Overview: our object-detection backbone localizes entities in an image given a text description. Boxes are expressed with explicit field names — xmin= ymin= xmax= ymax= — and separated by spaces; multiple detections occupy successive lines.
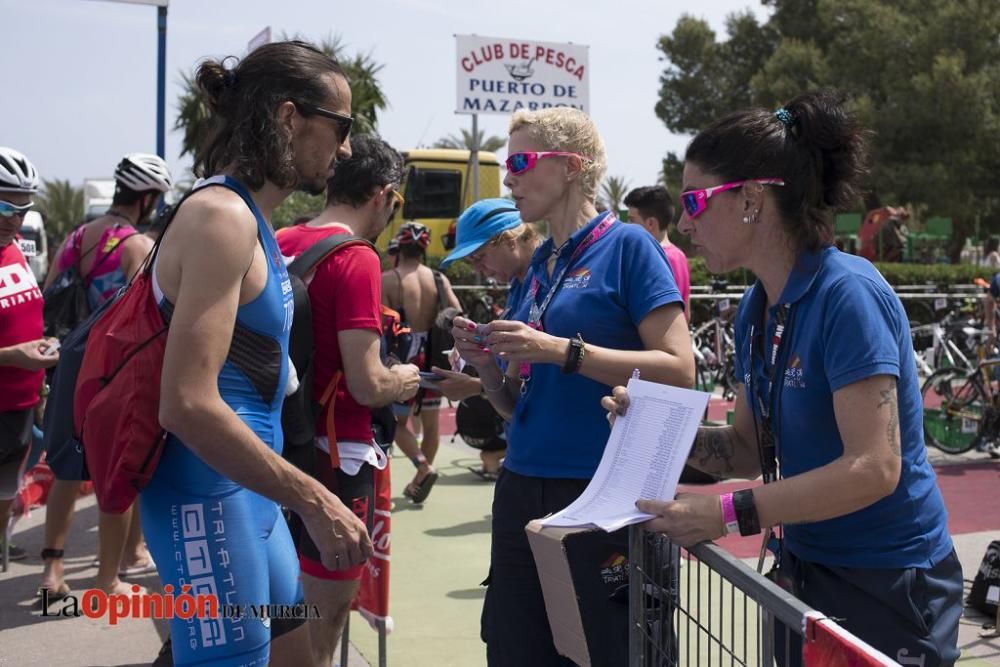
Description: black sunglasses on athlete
xmin=297 ymin=102 xmax=353 ymax=143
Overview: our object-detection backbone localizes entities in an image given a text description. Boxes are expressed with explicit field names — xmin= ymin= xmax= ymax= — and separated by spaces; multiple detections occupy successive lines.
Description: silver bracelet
xmin=480 ymin=373 xmax=507 ymax=393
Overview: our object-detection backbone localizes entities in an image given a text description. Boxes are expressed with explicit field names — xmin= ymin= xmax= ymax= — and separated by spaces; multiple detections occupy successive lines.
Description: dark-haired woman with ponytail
xmin=604 ymin=91 xmax=960 ymax=665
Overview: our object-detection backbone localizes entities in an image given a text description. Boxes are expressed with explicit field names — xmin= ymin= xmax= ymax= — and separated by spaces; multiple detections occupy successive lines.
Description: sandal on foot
xmin=38 ymin=549 xmax=71 ymax=601
xmin=37 ymin=582 xmax=71 ymax=602
xmin=6 ymin=543 xmax=27 ymax=561
xmin=119 ymin=558 xmax=158 ymax=577
xmin=403 ymin=471 xmax=439 ymax=503
xmin=467 ymin=466 xmax=499 ymax=482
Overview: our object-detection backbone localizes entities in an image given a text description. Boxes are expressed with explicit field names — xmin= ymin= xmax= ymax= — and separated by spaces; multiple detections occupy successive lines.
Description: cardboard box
xmin=525 ymin=520 xmax=630 ymax=667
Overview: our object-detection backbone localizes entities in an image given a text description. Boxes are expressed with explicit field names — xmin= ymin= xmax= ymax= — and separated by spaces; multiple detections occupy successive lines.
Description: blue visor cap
xmin=440 ymin=198 xmax=522 ymax=268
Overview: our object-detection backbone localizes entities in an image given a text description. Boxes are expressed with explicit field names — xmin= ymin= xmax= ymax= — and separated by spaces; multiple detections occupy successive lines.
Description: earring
xmin=742 ymin=215 xmax=750 ymax=224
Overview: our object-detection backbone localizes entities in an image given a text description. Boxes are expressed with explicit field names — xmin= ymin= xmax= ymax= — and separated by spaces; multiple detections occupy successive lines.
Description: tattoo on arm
xmin=691 ymin=426 xmax=736 ymax=474
xmin=877 ymin=379 xmax=901 ymax=457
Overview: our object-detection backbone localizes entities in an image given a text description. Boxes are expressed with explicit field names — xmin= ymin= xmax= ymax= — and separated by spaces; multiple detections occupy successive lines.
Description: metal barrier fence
xmin=627 ymin=526 xmax=888 ymax=666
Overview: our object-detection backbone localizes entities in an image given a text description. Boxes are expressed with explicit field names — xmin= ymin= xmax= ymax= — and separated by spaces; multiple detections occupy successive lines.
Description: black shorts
xmin=0 ymin=409 xmax=33 ymax=498
xmin=289 ymin=450 xmax=375 ymax=581
xmin=774 ymin=548 xmax=963 ymax=667
xmin=0 ymin=409 xmax=33 ymax=463
xmin=481 ymin=468 xmax=629 ymax=667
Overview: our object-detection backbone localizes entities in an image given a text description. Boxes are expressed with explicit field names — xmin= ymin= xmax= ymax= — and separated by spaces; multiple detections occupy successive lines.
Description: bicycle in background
xmin=921 ymin=353 xmax=1000 ymax=458
xmin=691 ymin=279 xmax=738 ymax=401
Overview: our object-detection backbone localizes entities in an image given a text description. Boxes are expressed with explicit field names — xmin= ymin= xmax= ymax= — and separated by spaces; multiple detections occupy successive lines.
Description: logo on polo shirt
xmin=784 ymin=355 xmax=806 ymax=389
xmin=564 ymin=267 xmax=591 ymax=289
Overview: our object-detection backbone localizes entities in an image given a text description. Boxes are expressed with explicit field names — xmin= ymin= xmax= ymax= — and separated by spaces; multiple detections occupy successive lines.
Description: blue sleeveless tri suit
xmin=140 ymin=176 xmax=300 ymax=666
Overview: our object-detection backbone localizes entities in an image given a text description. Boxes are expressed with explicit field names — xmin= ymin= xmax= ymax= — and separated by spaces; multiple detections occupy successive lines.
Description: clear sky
xmin=3 ymin=0 xmax=767 ymax=192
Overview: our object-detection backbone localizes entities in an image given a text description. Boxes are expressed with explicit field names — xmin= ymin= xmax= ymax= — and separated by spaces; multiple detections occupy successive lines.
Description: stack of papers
xmin=539 ymin=378 xmax=710 ymax=532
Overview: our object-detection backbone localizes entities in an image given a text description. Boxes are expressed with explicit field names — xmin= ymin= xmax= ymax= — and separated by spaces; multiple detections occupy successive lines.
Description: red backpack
xmin=73 ymin=266 xmax=168 ymax=513
xmin=70 ymin=182 xmax=213 ymax=513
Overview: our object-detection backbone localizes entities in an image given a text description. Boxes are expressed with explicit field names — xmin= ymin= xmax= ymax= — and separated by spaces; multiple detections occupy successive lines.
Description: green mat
xmin=350 ymin=439 xmax=495 ymax=666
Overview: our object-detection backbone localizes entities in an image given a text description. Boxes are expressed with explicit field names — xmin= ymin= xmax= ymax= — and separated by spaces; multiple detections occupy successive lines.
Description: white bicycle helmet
xmin=0 ymin=147 xmax=40 ymax=194
xmin=115 ymin=153 xmax=173 ymax=193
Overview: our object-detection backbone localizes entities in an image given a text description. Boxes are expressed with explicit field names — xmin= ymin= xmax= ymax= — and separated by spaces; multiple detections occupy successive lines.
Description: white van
xmin=83 ymin=179 xmax=115 ymax=222
xmin=18 ymin=210 xmax=48 ymax=282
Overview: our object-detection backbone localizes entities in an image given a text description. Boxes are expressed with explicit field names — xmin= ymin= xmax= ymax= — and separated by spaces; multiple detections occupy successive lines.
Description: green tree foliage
xmin=433 ymin=128 xmax=507 ymax=153
xmin=655 ymin=0 xmax=1000 ymax=230
xmin=660 ymin=152 xmax=685 ymax=200
xmin=35 ymin=179 xmax=84 ymax=240
xmin=175 ymin=34 xmax=388 ymax=160
xmin=272 ymin=192 xmax=325 ymax=229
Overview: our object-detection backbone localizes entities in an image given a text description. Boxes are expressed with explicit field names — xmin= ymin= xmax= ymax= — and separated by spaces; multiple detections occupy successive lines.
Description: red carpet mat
xmin=437 ymin=400 xmax=998 ymax=557
xmin=682 ymin=462 xmax=1000 ymax=559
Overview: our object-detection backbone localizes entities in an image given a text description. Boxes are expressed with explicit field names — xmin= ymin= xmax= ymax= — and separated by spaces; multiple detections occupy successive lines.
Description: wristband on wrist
xmin=720 ymin=493 xmax=739 ymax=535
xmin=732 ymin=489 xmax=761 ymax=536
xmin=561 ymin=334 xmax=586 ymax=374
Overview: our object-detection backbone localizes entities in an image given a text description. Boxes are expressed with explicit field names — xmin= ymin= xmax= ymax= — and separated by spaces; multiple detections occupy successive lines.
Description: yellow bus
xmin=377 ymin=149 xmax=502 ymax=258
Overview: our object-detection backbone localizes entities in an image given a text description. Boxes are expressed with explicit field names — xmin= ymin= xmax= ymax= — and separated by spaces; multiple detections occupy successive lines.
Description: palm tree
xmin=174 ymin=34 xmax=389 ymax=159
xmin=433 ymin=129 xmax=506 ymax=153
xmin=35 ymin=179 xmax=84 ymax=240
xmin=174 ymin=70 xmax=214 ymax=161
xmin=601 ymin=175 xmax=631 ymax=213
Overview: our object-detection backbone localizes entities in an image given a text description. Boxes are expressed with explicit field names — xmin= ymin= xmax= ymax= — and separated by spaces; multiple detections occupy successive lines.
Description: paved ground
xmin=1 ymin=428 xmax=998 ymax=666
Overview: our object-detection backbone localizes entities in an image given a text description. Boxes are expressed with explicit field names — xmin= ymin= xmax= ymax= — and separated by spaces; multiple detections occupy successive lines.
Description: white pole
xmin=471 ymin=113 xmax=480 ymax=204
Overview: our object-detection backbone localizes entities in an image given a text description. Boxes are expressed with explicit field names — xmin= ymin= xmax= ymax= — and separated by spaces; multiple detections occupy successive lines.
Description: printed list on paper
xmin=540 ymin=378 xmax=710 ymax=532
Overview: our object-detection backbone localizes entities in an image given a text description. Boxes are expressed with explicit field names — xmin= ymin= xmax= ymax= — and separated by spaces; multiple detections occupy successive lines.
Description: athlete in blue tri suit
xmin=143 ymin=176 xmax=302 ymax=663
xmin=145 ymin=42 xmax=372 ymax=667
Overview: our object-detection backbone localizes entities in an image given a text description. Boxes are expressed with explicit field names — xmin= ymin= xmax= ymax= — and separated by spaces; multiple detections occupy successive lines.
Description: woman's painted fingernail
xmin=466 ymin=322 xmax=477 ymax=331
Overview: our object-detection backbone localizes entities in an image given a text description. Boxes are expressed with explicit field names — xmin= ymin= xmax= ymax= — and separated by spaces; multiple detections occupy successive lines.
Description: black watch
xmin=561 ymin=334 xmax=586 ymax=374
xmin=732 ymin=489 xmax=761 ymax=536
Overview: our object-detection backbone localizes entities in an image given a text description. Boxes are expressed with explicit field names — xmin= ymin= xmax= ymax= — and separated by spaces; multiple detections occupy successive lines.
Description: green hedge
xmin=441 ymin=256 xmax=994 ymax=289
xmin=869 ymin=262 xmax=993 ymax=286
xmin=687 ymin=257 xmax=994 ymax=289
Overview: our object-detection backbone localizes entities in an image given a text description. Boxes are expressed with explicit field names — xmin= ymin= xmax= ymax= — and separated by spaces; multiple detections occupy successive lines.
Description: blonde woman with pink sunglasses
xmin=451 ymin=107 xmax=694 ymax=665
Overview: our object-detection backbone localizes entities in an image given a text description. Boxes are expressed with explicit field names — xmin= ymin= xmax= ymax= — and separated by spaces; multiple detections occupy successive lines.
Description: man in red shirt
xmin=277 ymin=134 xmax=419 ymax=665
xmin=625 ymin=185 xmax=691 ymax=318
xmin=0 ymin=147 xmax=59 ymax=560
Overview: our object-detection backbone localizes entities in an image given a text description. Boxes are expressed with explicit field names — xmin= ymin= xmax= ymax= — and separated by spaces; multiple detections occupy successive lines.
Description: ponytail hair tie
xmin=775 ymin=107 xmax=795 ymax=129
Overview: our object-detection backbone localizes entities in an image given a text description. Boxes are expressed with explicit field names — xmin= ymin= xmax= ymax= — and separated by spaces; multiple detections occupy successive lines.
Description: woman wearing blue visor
xmin=432 ymin=198 xmax=542 ymax=478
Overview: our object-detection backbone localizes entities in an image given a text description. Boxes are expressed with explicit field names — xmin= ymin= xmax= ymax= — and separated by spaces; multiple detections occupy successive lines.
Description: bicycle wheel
xmin=921 ymin=368 xmax=986 ymax=454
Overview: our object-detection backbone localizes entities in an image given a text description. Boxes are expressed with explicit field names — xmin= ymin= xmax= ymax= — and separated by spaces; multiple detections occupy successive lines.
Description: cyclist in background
xmin=39 ymin=153 xmax=167 ymax=600
xmin=0 ymin=147 xmax=58 ymax=563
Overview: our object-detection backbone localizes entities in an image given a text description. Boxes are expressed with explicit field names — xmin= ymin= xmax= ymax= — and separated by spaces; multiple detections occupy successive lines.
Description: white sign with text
xmin=455 ymin=34 xmax=589 ymax=116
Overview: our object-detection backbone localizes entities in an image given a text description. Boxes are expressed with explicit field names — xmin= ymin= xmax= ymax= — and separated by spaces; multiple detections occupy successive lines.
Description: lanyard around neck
xmin=517 ymin=213 xmax=617 ymax=390
xmin=527 ymin=213 xmax=617 ymax=329
xmin=749 ymin=297 xmax=792 ymax=483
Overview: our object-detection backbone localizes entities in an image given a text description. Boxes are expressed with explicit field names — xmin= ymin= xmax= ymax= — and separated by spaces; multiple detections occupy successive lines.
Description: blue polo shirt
xmin=503 ymin=274 xmax=529 ymax=319
xmin=735 ymin=246 xmax=953 ymax=569
xmin=505 ymin=212 xmax=682 ymax=478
